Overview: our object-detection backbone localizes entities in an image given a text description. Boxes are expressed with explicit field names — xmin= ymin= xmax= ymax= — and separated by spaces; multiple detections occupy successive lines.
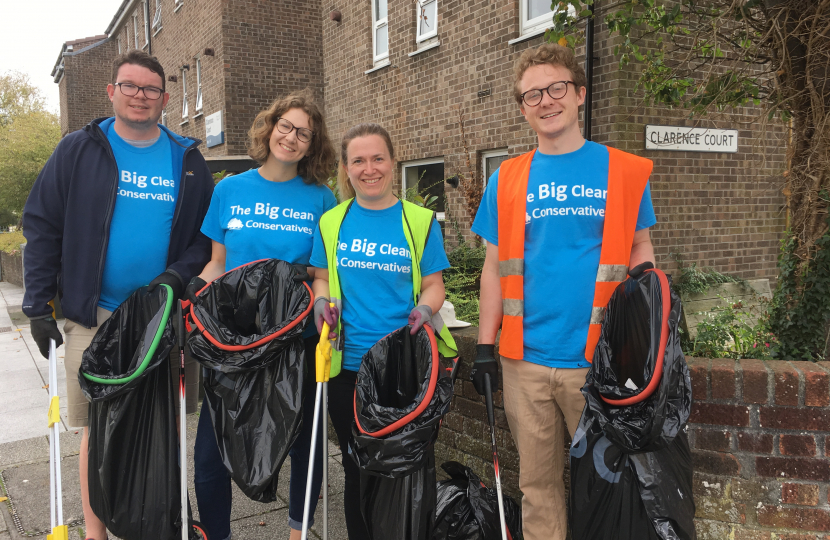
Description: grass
xmin=0 ymin=231 xmax=25 ymax=254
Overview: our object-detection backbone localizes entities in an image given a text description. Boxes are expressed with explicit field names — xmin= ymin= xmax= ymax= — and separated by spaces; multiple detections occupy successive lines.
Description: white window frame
xmin=174 ymin=0 xmax=183 ymax=11
xmin=118 ymin=37 xmax=122 ymax=54
xmin=482 ymin=149 xmax=508 ymax=185
xmin=161 ymin=109 xmax=167 ymax=126
xmin=133 ymin=14 xmax=139 ymax=48
xmin=143 ymin=1 xmax=150 ymax=47
xmin=180 ymin=68 xmax=189 ymax=122
xmin=401 ymin=157 xmax=446 ymax=222
xmin=415 ymin=0 xmax=437 ymax=43
xmin=520 ymin=1 xmax=574 ymax=37
xmin=194 ymin=58 xmax=203 ymax=115
xmin=372 ymin=0 xmax=389 ymax=63
xmin=152 ymin=0 xmax=163 ymax=32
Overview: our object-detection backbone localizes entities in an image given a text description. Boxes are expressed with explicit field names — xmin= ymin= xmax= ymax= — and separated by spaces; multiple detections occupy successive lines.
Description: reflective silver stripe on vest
xmin=499 ymin=258 xmax=524 ymax=277
xmin=590 ymin=306 xmax=605 ymax=325
xmin=502 ymin=298 xmax=524 ymax=317
xmin=596 ymin=264 xmax=628 ymax=282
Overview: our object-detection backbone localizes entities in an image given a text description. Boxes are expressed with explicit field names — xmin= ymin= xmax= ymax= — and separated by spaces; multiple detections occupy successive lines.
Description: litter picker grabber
xmin=301 ymin=309 xmax=334 ymax=540
xmin=484 ymin=373 xmax=509 ymax=540
xmin=176 ymin=300 xmax=209 ymax=540
xmin=47 ymin=338 xmax=67 ymax=540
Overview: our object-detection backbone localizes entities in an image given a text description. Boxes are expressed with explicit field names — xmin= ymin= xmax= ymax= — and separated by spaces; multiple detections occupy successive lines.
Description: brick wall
xmin=58 ymin=36 xmax=118 ymax=136
xmin=688 ymin=358 xmax=830 ymax=538
xmin=0 ymin=252 xmax=24 ymax=289
xmin=221 ymin=0 xmax=325 ymax=156
xmin=322 ymin=0 xmax=787 ymax=281
xmin=442 ymin=331 xmax=830 ymax=538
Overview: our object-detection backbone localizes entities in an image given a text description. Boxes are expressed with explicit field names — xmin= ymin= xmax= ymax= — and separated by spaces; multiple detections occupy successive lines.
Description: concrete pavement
xmin=0 ymin=281 xmax=349 ymax=540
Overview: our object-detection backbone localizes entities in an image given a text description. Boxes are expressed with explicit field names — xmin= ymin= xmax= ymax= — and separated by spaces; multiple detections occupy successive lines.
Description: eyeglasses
xmin=115 ymin=82 xmax=164 ymax=100
xmin=520 ymin=81 xmax=575 ymax=107
xmin=276 ymin=118 xmax=314 ymax=143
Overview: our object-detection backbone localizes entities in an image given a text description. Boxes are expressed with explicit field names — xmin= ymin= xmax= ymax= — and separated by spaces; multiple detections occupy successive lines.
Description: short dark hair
xmin=112 ymin=50 xmax=166 ymax=91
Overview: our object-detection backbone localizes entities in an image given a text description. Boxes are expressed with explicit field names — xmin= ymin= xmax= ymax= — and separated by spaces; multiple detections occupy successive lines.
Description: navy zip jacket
xmin=22 ymin=117 xmax=214 ymax=328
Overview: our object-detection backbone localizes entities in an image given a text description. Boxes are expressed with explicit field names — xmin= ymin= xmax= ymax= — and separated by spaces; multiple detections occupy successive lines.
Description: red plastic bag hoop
xmin=354 ymin=323 xmax=440 ymax=438
xmin=186 ymin=259 xmax=314 ymax=352
xmin=600 ymin=268 xmax=671 ymax=406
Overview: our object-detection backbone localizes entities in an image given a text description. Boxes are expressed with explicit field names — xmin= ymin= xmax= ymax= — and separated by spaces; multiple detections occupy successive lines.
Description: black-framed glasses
xmin=276 ymin=117 xmax=314 ymax=143
xmin=115 ymin=82 xmax=164 ymax=100
xmin=520 ymin=81 xmax=574 ymax=107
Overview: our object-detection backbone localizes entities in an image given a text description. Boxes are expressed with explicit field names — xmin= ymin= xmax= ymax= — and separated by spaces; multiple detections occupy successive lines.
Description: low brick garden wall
xmin=0 ymin=250 xmax=23 ymax=288
xmin=438 ymin=330 xmax=830 ymax=538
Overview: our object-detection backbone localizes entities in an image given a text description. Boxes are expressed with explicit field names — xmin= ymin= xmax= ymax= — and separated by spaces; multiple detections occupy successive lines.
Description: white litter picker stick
xmin=47 ymin=338 xmax=68 ymax=540
xmin=485 ymin=373 xmax=509 ymax=540
xmin=301 ymin=312 xmax=334 ymax=540
xmin=177 ymin=301 xmax=189 ymax=540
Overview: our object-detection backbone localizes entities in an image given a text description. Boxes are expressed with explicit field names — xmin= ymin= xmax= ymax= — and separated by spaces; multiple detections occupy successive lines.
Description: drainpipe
xmin=584 ymin=1 xmax=595 ymax=141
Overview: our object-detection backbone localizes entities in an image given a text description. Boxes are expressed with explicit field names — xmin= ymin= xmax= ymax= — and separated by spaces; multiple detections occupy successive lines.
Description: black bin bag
xmin=186 ymin=259 xmax=312 ymax=502
xmin=570 ymin=264 xmax=696 ymax=540
xmin=433 ymin=461 xmax=522 ymax=540
xmin=78 ymin=284 xmax=180 ymax=540
xmin=350 ymin=325 xmax=458 ymax=540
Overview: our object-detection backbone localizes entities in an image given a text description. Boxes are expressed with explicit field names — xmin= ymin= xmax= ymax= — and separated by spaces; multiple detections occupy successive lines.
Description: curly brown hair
xmin=247 ymin=91 xmax=336 ymax=185
xmin=512 ymin=43 xmax=587 ymax=105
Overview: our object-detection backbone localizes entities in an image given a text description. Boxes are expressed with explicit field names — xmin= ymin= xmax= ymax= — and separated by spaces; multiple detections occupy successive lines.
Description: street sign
xmin=206 ymin=111 xmax=224 ymax=148
xmin=645 ymin=125 xmax=738 ymax=153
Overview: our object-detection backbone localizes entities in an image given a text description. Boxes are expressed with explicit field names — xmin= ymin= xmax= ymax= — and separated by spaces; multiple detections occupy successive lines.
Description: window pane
xmin=528 ymin=0 xmax=551 ymax=21
xmin=485 ymin=154 xmax=508 ymax=181
xmin=375 ymin=24 xmax=388 ymax=56
xmin=419 ymin=0 xmax=437 ymax=36
xmin=375 ymin=0 xmax=387 ymax=20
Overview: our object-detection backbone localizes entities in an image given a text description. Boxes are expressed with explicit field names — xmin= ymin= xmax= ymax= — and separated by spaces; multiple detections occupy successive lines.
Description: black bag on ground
xmin=433 ymin=461 xmax=522 ymax=540
xmin=570 ymin=264 xmax=695 ymax=540
xmin=350 ymin=325 xmax=457 ymax=540
xmin=79 ymin=285 xmax=179 ymax=540
xmin=185 ymin=259 xmax=311 ymax=502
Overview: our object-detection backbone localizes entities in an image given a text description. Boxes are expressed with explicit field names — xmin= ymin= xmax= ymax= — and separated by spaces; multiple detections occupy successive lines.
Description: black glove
xmin=30 ymin=316 xmax=63 ymax=359
xmin=185 ymin=276 xmax=208 ymax=304
xmin=291 ymin=263 xmax=311 ymax=283
xmin=147 ymin=270 xmax=184 ymax=301
xmin=470 ymin=344 xmax=499 ymax=396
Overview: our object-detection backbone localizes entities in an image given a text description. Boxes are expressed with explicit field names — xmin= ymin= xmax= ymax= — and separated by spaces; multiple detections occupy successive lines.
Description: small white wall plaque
xmin=645 ymin=125 xmax=738 ymax=153
xmin=205 ymin=111 xmax=225 ymax=148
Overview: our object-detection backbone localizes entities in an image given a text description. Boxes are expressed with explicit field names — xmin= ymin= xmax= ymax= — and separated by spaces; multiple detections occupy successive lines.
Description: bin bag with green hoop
xmin=569 ymin=265 xmax=695 ymax=540
xmin=432 ymin=461 xmax=522 ymax=540
xmin=78 ymin=285 xmax=180 ymax=540
xmin=350 ymin=325 xmax=456 ymax=540
xmin=185 ymin=258 xmax=311 ymax=502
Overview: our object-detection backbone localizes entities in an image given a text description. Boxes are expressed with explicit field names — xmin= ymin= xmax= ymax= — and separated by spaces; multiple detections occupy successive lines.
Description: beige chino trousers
xmin=501 ymin=357 xmax=589 ymax=540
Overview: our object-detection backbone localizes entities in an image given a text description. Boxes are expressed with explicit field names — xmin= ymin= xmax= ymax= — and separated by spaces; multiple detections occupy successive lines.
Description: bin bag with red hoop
xmin=432 ymin=461 xmax=522 ymax=540
xmin=185 ymin=259 xmax=311 ymax=502
xmin=80 ymin=285 xmax=180 ymax=540
xmin=349 ymin=325 xmax=456 ymax=540
xmin=569 ymin=264 xmax=695 ymax=540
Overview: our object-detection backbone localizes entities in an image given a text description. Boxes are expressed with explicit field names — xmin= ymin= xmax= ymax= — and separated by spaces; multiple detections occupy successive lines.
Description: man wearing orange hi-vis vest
xmin=469 ymin=43 xmax=657 ymax=540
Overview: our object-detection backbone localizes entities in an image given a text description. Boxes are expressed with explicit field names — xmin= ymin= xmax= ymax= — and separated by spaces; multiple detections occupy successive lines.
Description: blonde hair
xmin=247 ymin=90 xmax=336 ymax=185
xmin=512 ymin=43 xmax=587 ymax=105
xmin=337 ymin=123 xmax=396 ymax=200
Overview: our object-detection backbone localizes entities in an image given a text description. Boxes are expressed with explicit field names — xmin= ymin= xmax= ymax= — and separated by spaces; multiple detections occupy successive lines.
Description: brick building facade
xmin=52 ymin=1 xmax=786 ymax=281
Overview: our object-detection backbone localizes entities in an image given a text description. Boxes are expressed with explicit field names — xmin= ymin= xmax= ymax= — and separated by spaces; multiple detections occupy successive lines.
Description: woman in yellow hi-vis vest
xmin=309 ymin=123 xmax=452 ymax=539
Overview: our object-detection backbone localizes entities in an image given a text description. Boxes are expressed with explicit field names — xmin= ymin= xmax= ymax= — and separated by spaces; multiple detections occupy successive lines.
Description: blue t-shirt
xmin=471 ymin=141 xmax=657 ymax=368
xmin=310 ymin=200 xmax=449 ymax=372
xmin=201 ymin=169 xmax=337 ymax=271
xmin=99 ymin=121 xmax=177 ymax=311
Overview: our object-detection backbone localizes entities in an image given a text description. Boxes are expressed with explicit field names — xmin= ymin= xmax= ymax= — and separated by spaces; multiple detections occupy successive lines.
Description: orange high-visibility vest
xmin=496 ymin=146 xmax=653 ymax=362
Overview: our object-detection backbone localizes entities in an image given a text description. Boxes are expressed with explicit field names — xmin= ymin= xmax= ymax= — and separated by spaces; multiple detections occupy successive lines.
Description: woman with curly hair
xmin=187 ymin=90 xmax=337 ymax=540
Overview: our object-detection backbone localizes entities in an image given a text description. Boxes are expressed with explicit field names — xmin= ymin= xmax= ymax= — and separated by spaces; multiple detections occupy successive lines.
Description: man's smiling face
xmin=107 ymin=63 xmax=169 ymax=132
xmin=519 ymin=63 xmax=585 ymax=144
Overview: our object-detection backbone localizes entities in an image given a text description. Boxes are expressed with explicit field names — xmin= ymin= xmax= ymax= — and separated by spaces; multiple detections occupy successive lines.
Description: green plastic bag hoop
xmin=80 ymin=283 xmax=175 ymax=385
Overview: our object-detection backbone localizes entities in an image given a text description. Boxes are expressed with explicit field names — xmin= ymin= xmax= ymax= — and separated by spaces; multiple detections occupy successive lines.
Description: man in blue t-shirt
xmin=469 ymin=44 xmax=657 ymax=540
xmin=22 ymin=50 xmax=213 ymax=540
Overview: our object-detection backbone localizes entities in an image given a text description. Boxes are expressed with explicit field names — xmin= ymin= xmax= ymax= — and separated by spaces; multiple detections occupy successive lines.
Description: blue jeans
xmin=194 ymin=397 xmax=232 ymax=540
